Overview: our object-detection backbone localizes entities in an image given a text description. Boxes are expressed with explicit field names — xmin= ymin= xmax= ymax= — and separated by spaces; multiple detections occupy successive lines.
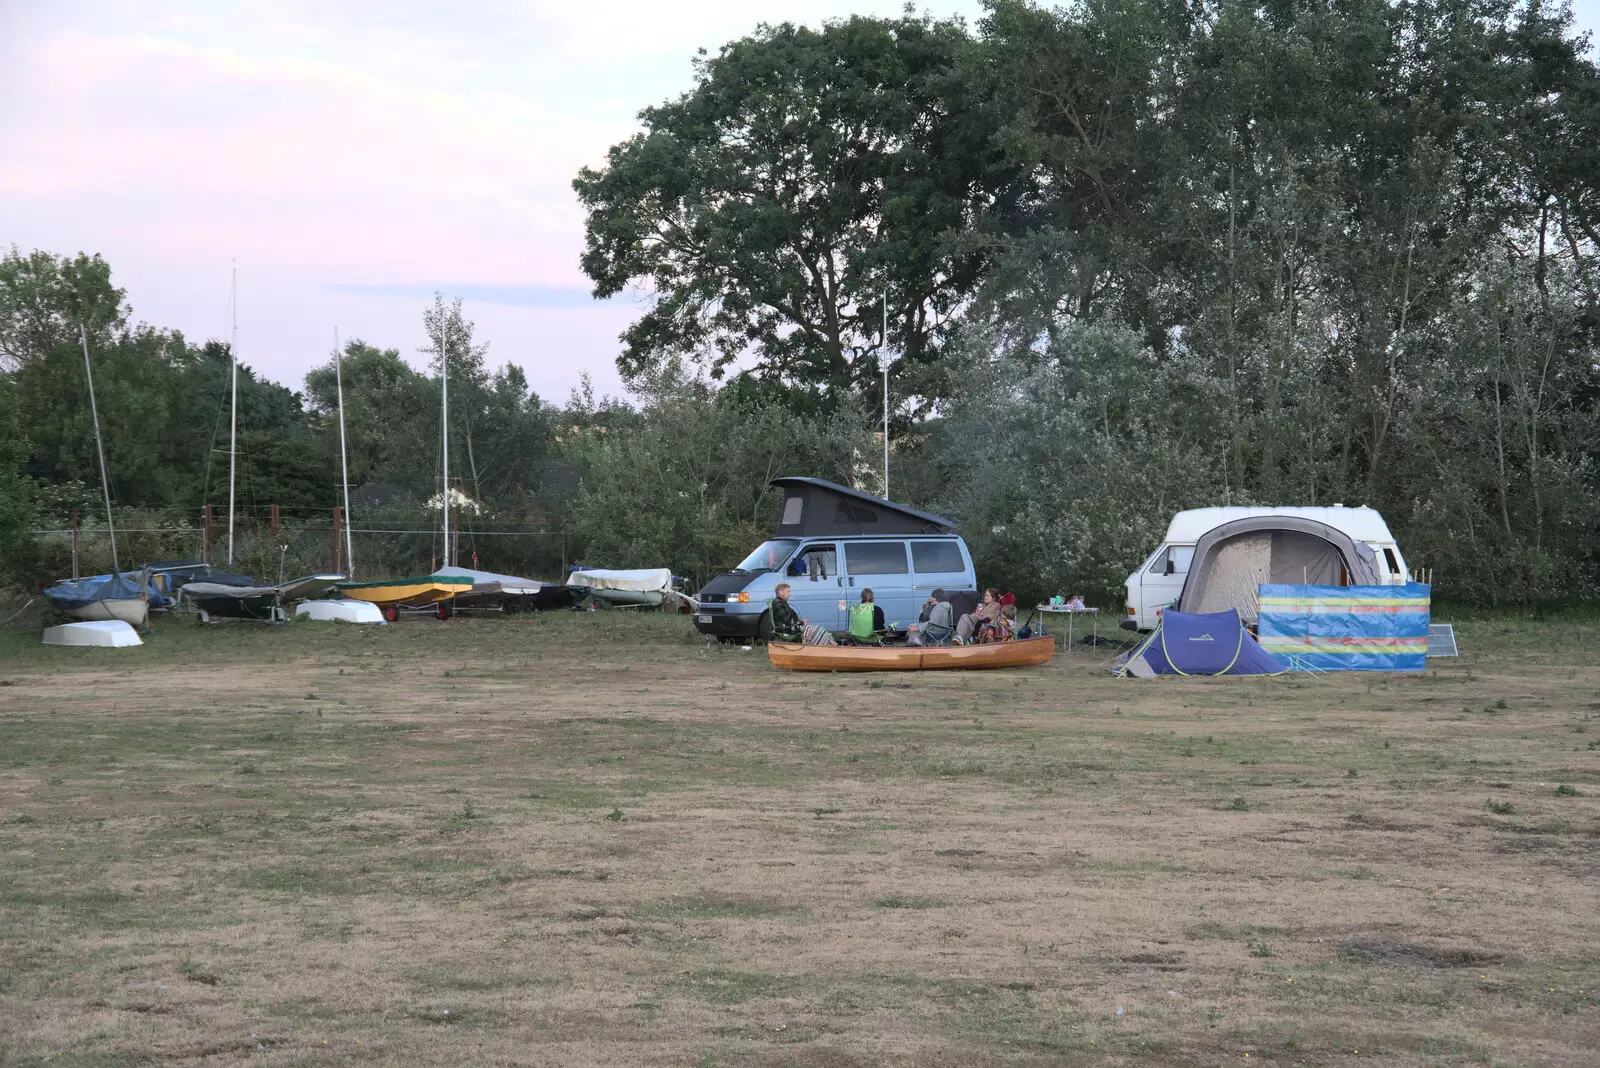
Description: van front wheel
xmin=756 ymin=610 xmax=774 ymax=643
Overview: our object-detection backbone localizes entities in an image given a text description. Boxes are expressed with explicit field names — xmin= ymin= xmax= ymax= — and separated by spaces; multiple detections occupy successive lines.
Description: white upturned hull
xmin=295 ymin=600 xmax=386 ymax=624
xmin=43 ymin=621 xmax=143 ymax=647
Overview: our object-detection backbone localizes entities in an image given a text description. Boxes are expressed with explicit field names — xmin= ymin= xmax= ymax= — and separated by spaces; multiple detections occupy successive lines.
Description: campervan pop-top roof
xmin=1165 ymin=506 xmax=1395 ymax=545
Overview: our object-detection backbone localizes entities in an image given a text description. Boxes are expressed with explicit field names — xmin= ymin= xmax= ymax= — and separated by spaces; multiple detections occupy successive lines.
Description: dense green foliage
xmin=4 ymin=0 xmax=1599 ymax=606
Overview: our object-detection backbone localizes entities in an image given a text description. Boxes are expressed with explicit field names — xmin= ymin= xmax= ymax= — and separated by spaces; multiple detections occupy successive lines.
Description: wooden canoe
xmin=768 ymin=636 xmax=1055 ymax=672
xmin=335 ymin=576 xmax=474 ymax=608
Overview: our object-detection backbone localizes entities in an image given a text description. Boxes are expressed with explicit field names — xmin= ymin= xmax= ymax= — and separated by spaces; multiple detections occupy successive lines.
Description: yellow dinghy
xmin=335 ymin=575 xmax=474 ymax=621
xmin=768 ymin=636 xmax=1055 ymax=672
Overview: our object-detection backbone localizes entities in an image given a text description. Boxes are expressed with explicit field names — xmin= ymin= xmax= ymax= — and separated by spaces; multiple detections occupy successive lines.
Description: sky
xmin=1 ymin=0 xmax=1594 ymax=404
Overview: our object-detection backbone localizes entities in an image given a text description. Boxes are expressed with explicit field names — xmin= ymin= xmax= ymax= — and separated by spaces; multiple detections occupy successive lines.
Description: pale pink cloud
xmin=0 ymin=0 xmax=991 ymax=399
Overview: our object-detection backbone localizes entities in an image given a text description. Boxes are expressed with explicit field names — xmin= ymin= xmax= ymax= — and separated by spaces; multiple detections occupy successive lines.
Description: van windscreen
xmin=734 ymin=539 xmax=799 ymax=573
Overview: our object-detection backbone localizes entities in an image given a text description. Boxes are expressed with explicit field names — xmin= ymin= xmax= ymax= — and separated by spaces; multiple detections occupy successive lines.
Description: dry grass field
xmin=1 ymin=611 xmax=1597 ymax=1066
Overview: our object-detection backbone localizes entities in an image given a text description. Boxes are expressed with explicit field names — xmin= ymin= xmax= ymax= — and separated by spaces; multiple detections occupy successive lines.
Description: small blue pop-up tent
xmin=1116 ymin=608 xmax=1289 ymax=677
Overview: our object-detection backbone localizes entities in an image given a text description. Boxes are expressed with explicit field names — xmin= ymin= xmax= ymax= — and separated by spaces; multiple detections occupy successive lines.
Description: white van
xmin=1122 ymin=506 xmax=1409 ymax=630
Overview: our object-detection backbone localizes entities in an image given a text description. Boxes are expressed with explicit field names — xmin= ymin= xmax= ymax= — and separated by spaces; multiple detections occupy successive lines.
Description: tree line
xmin=3 ymin=0 xmax=1598 ymax=607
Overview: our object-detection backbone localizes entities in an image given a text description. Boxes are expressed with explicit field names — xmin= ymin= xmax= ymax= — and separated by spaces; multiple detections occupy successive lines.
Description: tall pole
xmin=439 ymin=317 xmax=450 ymax=568
xmin=334 ymin=328 xmax=355 ymax=578
xmin=227 ymin=262 xmax=238 ymax=566
xmin=78 ymin=323 xmax=121 ymax=576
xmin=882 ymin=290 xmax=890 ymax=500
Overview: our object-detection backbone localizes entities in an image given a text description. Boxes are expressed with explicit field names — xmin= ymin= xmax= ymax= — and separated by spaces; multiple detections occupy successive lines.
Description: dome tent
xmin=1178 ymin=516 xmax=1382 ymax=624
xmin=1115 ymin=609 xmax=1288 ymax=677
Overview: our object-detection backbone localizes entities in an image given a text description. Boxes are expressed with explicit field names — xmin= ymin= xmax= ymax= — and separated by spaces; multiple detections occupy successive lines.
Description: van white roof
xmin=1165 ymin=506 xmax=1396 ymax=544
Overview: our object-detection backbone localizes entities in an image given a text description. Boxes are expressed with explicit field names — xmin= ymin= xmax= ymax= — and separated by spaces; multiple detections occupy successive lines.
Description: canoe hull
xmin=768 ymin=636 xmax=1055 ymax=672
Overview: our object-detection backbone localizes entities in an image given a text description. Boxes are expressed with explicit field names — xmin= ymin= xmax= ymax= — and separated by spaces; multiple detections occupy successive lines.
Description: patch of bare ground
xmin=1 ymin=612 xmax=1599 ymax=1065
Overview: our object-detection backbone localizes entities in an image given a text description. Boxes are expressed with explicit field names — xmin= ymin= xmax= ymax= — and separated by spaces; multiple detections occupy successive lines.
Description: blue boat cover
xmin=1256 ymin=583 xmax=1431 ymax=672
xmin=45 ymin=572 xmax=173 ymax=611
xmin=1118 ymin=609 xmax=1288 ymax=676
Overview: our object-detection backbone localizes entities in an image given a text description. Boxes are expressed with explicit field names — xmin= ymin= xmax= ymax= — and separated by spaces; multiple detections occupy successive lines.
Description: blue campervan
xmin=692 ymin=477 xmax=979 ymax=641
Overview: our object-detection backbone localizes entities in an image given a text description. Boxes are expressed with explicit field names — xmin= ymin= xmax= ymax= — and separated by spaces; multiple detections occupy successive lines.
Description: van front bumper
xmin=691 ymin=604 xmax=765 ymax=639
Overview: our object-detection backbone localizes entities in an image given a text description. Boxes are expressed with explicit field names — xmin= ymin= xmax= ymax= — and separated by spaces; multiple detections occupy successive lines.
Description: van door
xmin=783 ymin=543 xmax=843 ymax=631
xmin=1136 ymin=543 xmax=1193 ymax=627
xmin=840 ymin=541 xmax=915 ymax=630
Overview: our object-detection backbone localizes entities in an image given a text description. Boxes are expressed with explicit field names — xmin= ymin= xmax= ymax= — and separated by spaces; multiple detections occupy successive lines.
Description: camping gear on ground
xmin=44 ymin=572 xmax=166 ymax=626
xmin=769 ymin=635 xmax=1054 ymax=672
xmin=693 ymin=476 xmax=978 ymax=641
xmin=1177 ymin=516 xmax=1384 ymax=624
xmin=334 ymin=575 xmax=474 ymax=621
xmin=1115 ymin=609 xmax=1288 ymax=677
xmin=42 ymin=620 xmax=143 ymax=647
xmin=567 ymin=567 xmax=677 ymax=607
xmin=1035 ymin=603 xmax=1100 ymax=650
xmin=1255 ymin=583 xmax=1431 ymax=671
xmin=295 ymin=600 xmax=386 ymax=624
xmin=1428 ymin=624 xmax=1459 ymax=657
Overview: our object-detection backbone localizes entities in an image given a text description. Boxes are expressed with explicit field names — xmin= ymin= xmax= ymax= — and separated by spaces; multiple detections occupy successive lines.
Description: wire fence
xmin=26 ymin=507 xmax=571 ymax=586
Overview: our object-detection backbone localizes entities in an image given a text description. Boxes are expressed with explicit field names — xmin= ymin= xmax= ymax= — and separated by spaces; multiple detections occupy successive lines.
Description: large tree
xmin=575 ymin=13 xmax=1015 ymax=405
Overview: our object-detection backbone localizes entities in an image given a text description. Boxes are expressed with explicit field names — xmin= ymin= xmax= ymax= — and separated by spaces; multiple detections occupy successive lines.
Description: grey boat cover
xmin=433 ymin=566 xmax=546 ymax=596
xmin=1178 ymin=517 xmax=1381 ymax=623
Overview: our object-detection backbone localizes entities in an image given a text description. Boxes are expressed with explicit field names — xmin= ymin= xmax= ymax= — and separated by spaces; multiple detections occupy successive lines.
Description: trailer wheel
xmin=197 ymin=609 xmax=210 ymax=625
xmin=383 ymin=604 xmax=399 ymax=622
xmin=435 ymin=601 xmax=453 ymax=620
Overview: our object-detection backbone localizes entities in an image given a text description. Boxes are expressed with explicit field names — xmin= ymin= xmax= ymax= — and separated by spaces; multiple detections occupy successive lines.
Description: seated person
xmin=979 ymin=603 xmax=1018 ymax=643
xmin=848 ymin=589 xmax=887 ymax=642
xmin=956 ymin=588 xmax=1002 ymax=643
xmin=770 ymin=583 xmax=834 ymax=645
xmin=908 ymin=591 xmax=954 ymax=646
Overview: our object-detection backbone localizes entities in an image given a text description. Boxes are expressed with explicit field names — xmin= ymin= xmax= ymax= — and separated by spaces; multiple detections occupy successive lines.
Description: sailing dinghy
xmin=334 ymin=575 xmax=474 ymax=621
xmin=180 ymin=574 xmax=344 ymax=623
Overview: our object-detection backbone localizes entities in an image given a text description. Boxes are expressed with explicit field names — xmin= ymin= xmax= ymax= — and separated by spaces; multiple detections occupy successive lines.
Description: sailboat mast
xmin=335 ymin=327 xmax=355 ymax=578
xmin=439 ymin=318 xmax=450 ymax=567
xmin=227 ymin=262 xmax=238 ymax=566
xmin=78 ymin=323 xmax=121 ymax=576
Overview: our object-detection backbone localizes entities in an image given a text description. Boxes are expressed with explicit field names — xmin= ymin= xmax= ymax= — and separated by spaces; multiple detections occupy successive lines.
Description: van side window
xmin=780 ymin=496 xmax=804 ymax=526
xmin=911 ymin=541 xmax=964 ymax=573
xmin=1383 ymin=547 xmax=1400 ymax=575
xmin=1147 ymin=545 xmax=1194 ymax=575
xmin=845 ymin=542 xmax=908 ymax=575
xmin=789 ymin=544 xmax=837 ymax=580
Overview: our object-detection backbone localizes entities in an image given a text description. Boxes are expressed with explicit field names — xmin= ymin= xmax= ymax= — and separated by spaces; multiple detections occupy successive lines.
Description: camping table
xmin=1034 ymin=605 xmax=1099 ymax=652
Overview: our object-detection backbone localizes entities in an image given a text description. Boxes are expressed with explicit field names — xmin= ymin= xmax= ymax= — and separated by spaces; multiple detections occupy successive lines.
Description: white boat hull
xmin=69 ymin=599 xmax=149 ymax=626
xmin=43 ymin=621 xmax=143 ymax=647
xmin=295 ymin=600 xmax=386 ymax=624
